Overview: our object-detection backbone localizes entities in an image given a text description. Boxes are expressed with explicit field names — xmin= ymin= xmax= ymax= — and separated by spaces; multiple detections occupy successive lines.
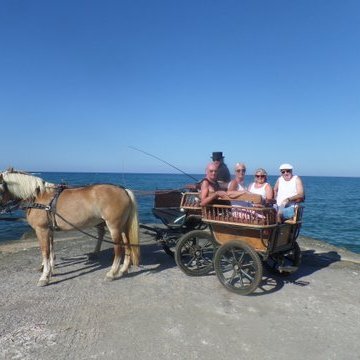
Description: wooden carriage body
xmin=202 ymin=203 xmax=303 ymax=258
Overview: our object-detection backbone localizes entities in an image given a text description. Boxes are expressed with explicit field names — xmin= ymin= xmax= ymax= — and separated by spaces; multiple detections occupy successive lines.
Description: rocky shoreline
xmin=0 ymin=227 xmax=359 ymax=360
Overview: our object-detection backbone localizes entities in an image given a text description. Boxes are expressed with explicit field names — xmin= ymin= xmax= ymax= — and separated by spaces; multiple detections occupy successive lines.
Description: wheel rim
xmin=181 ymin=237 xmax=213 ymax=270
xmin=215 ymin=242 xmax=262 ymax=295
xmin=175 ymin=230 xmax=216 ymax=276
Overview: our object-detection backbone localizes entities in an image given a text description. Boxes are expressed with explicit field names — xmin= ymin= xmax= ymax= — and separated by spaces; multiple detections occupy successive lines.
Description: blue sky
xmin=1 ymin=0 xmax=359 ymax=177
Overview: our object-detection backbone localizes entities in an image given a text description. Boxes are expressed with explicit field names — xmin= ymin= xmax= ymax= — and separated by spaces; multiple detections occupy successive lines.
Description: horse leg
xmin=49 ymin=232 xmax=55 ymax=275
xmin=88 ymin=223 xmax=105 ymax=260
xmin=105 ymin=228 xmax=123 ymax=281
xmin=36 ymin=227 xmax=53 ymax=287
xmin=37 ymin=231 xmax=55 ymax=273
xmin=119 ymin=232 xmax=131 ymax=276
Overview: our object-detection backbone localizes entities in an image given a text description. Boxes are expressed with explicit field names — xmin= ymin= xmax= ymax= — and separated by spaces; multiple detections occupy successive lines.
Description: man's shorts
xmin=282 ymin=205 xmax=295 ymax=220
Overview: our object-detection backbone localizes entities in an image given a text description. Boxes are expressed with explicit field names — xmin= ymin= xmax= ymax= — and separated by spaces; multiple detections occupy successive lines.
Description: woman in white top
xmin=228 ymin=162 xmax=247 ymax=192
xmin=248 ymin=168 xmax=273 ymax=203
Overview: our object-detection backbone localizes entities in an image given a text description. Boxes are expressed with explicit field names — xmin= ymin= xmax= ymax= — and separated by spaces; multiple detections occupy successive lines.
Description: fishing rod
xmin=129 ymin=146 xmax=199 ymax=182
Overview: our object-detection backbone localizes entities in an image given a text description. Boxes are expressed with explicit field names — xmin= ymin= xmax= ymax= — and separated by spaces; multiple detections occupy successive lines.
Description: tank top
xmin=248 ymin=182 xmax=268 ymax=200
xmin=276 ymin=175 xmax=298 ymax=206
xmin=228 ymin=181 xmax=246 ymax=191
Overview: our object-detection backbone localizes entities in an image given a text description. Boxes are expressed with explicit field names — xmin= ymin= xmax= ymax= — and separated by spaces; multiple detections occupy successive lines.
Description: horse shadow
xmin=47 ymin=241 xmax=176 ymax=285
xmin=251 ymin=249 xmax=342 ymax=297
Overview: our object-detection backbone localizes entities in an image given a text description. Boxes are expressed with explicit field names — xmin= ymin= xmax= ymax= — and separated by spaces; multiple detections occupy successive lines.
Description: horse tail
xmin=124 ymin=188 xmax=140 ymax=266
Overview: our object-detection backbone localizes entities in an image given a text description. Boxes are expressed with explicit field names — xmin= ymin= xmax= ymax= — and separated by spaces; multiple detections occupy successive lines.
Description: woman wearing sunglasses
xmin=248 ymin=168 xmax=273 ymax=204
xmin=228 ymin=163 xmax=247 ymax=192
xmin=274 ymin=163 xmax=305 ymax=221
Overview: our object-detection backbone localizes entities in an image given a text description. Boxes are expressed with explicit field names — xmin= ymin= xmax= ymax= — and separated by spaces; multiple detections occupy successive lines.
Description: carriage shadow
xmin=47 ymin=241 xmax=176 ymax=285
xmin=250 ymin=249 xmax=342 ymax=296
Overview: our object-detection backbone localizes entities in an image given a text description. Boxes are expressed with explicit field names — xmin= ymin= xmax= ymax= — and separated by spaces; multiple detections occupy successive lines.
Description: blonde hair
xmin=255 ymin=168 xmax=267 ymax=176
xmin=2 ymin=171 xmax=55 ymax=199
xmin=234 ymin=162 xmax=246 ymax=170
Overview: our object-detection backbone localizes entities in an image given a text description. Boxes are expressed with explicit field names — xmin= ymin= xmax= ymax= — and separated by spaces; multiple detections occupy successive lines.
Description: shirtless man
xmin=200 ymin=162 xmax=227 ymax=206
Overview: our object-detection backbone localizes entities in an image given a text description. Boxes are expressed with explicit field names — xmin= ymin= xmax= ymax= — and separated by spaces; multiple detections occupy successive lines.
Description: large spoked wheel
xmin=175 ymin=230 xmax=217 ymax=276
xmin=214 ymin=240 xmax=263 ymax=295
xmin=265 ymin=242 xmax=301 ymax=276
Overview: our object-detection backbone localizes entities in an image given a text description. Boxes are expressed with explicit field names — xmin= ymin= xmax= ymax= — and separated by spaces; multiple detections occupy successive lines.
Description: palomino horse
xmin=0 ymin=170 xmax=140 ymax=286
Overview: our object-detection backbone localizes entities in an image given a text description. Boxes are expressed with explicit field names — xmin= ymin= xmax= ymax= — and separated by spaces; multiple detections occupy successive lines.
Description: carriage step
xmin=278 ymin=266 xmax=298 ymax=273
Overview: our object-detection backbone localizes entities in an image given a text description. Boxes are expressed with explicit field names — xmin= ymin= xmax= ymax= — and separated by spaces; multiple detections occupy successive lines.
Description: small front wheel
xmin=175 ymin=230 xmax=217 ymax=276
xmin=265 ymin=242 xmax=301 ymax=276
xmin=214 ymin=240 xmax=263 ymax=295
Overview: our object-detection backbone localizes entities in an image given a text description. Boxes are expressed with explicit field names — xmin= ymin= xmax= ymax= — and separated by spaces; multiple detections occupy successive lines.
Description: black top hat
xmin=212 ymin=152 xmax=224 ymax=161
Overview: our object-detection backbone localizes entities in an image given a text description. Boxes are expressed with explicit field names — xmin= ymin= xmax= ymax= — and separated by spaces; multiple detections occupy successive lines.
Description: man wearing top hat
xmin=212 ymin=151 xmax=231 ymax=189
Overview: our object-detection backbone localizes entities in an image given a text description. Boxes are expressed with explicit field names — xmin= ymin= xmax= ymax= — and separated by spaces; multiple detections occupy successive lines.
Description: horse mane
xmin=2 ymin=170 xmax=56 ymax=200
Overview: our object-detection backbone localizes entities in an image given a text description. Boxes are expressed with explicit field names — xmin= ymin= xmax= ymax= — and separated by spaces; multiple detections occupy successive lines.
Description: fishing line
xmin=129 ymin=146 xmax=199 ymax=182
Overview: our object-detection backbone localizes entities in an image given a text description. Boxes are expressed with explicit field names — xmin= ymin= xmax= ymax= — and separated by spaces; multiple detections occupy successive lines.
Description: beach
xmin=0 ymin=227 xmax=359 ymax=360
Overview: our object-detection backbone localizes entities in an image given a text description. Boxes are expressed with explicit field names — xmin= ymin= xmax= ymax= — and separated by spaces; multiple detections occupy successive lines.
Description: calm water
xmin=1 ymin=172 xmax=359 ymax=254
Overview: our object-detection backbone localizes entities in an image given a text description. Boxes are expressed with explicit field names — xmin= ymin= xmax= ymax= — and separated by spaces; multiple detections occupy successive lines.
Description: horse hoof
xmin=37 ymin=279 xmax=49 ymax=287
xmin=113 ymin=271 xmax=124 ymax=279
xmin=105 ymin=272 xmax=114 ymax=281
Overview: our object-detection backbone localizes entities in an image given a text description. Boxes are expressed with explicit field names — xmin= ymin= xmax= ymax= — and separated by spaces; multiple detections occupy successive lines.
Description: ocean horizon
xmin=1 ymin=172 xmax=359 ymax=254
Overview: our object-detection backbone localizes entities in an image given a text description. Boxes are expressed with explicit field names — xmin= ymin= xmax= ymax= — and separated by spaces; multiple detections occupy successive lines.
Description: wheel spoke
xmin=225 ymin=270 xmax=237 ymax=285
xmin=240 ymin=268 xmax=255 ymax=281
xmin=185 ymin=256 xmax=197 ymax=267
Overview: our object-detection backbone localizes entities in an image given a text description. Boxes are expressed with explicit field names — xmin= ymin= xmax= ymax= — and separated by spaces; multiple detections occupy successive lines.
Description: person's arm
xmin=200 ymin=181 xmax=227 ymax=206
xmin=265 ymin=183 xmax=274 ymax=202
xmin=273 ymin=179 xmax=279 ymax=199
xmin=227 ymin=180 xmax=237 ymax=191
xmin=292 ymin=176 xmax=305 ymax=202
xmin=284 ymin=177 xmax=305 ymax=204
xmin=200 ymin=181 xmax=216 ymax=206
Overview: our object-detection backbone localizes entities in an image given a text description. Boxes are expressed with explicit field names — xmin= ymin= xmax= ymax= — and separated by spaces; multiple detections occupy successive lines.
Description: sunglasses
xmin=209 ymin=170 xmax=217 ymax=173
xmin=255 ymin=175 xmax=266 ymax=178
xmin=281 ymin=169 xmax=292 ymax=174
xmin=236 ymin=169 xmax=246 ymax=173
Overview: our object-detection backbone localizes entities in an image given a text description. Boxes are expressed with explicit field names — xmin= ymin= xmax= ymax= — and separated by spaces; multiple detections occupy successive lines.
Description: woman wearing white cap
xmin=274 ymin=163 xmax=305 ymax=221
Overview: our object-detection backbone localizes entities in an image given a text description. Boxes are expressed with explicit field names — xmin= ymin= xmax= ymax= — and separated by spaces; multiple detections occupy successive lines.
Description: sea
xmin=1 ymin=172 xmax=359 ymax=254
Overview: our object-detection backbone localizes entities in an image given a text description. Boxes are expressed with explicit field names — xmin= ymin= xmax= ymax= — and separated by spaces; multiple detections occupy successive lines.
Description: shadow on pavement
xmin=250 ymin=249 xmax=342 ymax=296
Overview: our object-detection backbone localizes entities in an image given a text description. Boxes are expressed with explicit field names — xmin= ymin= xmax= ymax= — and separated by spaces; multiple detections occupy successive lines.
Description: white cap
xmin=279 ymin=163 xmax=293 ymax=170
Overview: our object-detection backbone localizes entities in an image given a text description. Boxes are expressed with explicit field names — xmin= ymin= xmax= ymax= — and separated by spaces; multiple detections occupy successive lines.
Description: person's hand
xmin=281 ymin=198 xmax=290 ymax=206
xmin=216 ymin=191 xmax=227 ymax=198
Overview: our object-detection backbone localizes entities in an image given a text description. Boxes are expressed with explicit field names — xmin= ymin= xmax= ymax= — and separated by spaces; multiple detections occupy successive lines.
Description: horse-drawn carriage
xmin=0 ymin=169 xmax=303 ymax=294
xmin=147 ymin=190 xmax=303 ymax=295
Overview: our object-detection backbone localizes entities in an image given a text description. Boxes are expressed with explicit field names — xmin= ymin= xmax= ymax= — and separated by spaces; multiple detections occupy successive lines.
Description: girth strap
xmin=47 ymin=185 xmax=66 ymax=231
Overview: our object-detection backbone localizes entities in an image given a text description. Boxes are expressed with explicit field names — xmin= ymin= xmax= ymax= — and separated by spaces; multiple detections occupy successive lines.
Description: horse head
xmin=0 ymin=170 xmax=54 ymax=203
xmin=0 ymin=172 xmax=13 ymax=205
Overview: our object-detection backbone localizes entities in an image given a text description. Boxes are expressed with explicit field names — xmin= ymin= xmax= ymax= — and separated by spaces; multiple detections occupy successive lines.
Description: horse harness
xmin=23 ymin=185 xmax=67 ymax=231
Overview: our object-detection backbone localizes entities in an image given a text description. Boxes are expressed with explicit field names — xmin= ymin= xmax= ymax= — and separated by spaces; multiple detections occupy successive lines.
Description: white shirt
xmin=276 ymin=175 xmax=298 ymax=205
